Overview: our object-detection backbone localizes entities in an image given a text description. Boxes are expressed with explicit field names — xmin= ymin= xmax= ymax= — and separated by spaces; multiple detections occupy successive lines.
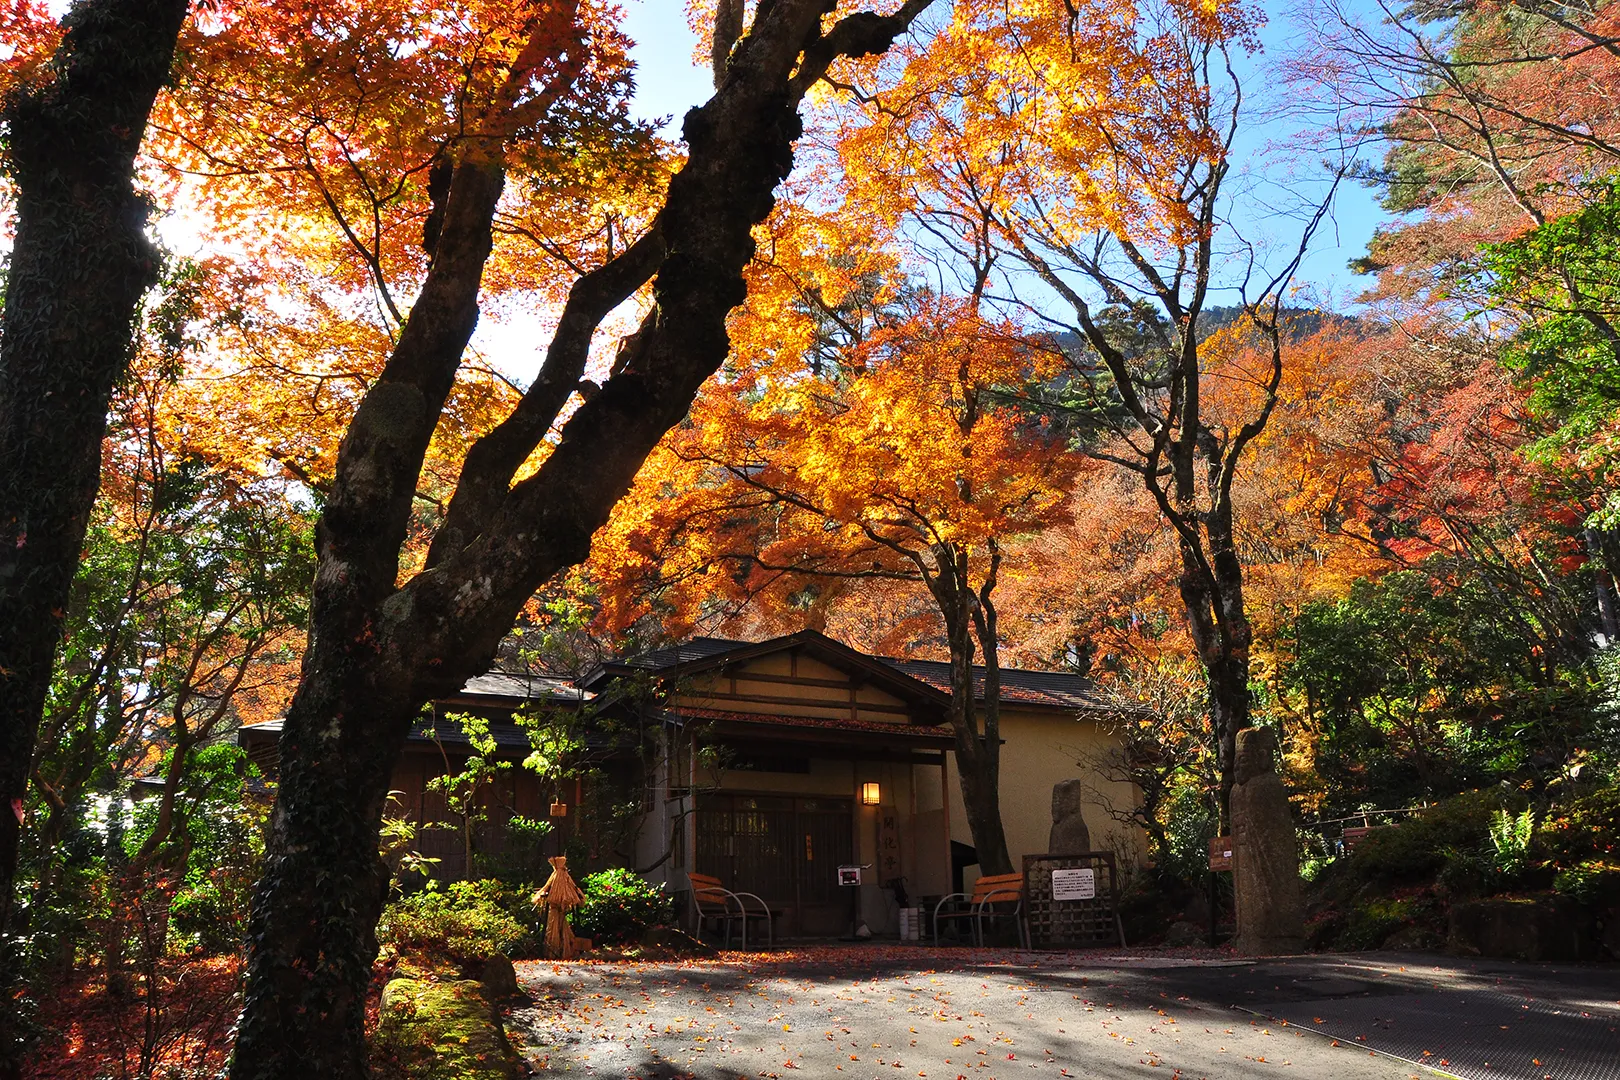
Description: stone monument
xmin=1048 ymin=778 xmax=1092 ymax=854
xmin=1230 ymin=727 xmax=1305 ymax=954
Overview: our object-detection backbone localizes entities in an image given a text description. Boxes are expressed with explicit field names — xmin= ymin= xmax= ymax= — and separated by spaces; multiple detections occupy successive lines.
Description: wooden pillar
xmin=940 ymin=752 xmax=953 ymax=895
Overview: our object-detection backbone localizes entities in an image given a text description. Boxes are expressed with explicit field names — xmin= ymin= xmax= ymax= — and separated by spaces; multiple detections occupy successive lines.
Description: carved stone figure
xmin=1049 ymin=778 xmax=1093 ymax=854
xmin=1231 ymin=727 xmax=1305 ymax=954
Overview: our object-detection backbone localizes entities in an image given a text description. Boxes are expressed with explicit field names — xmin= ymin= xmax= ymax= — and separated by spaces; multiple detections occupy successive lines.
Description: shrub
xmin=1435 ymin=845 xmax=1498 ymax=897
xmin=569 ymin=868 xmax=674 ymax=944
xmin=1553 ymin=859 xmax=1620 ymax=906
xmin=379 ymin=879 xmax=542 ymax=964
xmin=1489 ymin=807 xmax=1536 ymax=876
xmin=1537 ymin=787 xmax=1620 ymax=866
xmin=1338 ymin=897 xmax=1414 ymax=950
xmin=1159 ymin=785 xmax=1218 ymax=886
xmin=1350 ymin=791 xmax=1508 ymax=884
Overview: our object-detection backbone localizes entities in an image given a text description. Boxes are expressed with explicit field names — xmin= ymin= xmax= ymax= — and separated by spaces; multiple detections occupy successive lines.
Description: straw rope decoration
xmin=535 ymin=855 xmax=587 ymax=958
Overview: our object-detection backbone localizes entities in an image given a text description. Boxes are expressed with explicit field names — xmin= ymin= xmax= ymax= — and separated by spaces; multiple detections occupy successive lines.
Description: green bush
xmin=1435 ymin=845 xmax=1498 ymax=897
xmin=1489 ymin=807 xmax=1536 ymax=876
xmin=133 ymin=744 xmax=268 ymax=955
xmin=1350 ymin=792 xmax=1507 ymax=884
xmin=1553 ymin=859 xmax=1620 ymax=906
xmin=379 ymin=879 xmax=542 ymax=964
xmin=1537 ymin=787 xmax=1620 ymax=866
xmin=569 ymin=868 xmax=674 ymax=944
xmin=1160 ymin=785 xmax=1218 ymax=886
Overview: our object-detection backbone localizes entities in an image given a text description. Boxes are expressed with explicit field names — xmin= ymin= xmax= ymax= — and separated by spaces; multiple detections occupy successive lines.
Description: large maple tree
xmin=829 ymin=0 xmax=1339 ymax=819
xmin=5 ymin=0 xmax=938 ymax=1074
xmin=592 ymin=208 xmax=1075 ymax=874
xmin=152 ymin=1 xmax=933 ymax=1074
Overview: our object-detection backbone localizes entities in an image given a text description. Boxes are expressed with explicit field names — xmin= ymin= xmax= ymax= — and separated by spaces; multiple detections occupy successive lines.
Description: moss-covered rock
xmin=479 ymin=953 xmax=521 ymax=1001
xmin=373 ymin=970 xmax=521 ymax=1080
xmin=1338 ymin=897 xmax=1416 ymax=950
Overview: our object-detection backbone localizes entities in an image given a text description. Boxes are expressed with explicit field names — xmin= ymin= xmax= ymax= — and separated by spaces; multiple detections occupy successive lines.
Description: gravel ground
xmin=509 ymin=946 xmax=1440 ymax=1080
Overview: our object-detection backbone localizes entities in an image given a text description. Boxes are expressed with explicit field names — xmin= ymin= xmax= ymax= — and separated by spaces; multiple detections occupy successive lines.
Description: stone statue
xmin=1230 ymin=727 xmax=1305 ymax=954
xmin=1048 ymin=779 xmax=1092 ymax=854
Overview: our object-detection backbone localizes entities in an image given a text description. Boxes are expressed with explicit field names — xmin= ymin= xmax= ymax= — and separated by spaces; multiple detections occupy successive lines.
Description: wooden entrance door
xmin=696 ymin=794 xmax=854 ymax=936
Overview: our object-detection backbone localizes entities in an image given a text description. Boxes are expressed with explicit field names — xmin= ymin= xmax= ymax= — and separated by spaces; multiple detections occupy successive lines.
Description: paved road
xmin=1155 ymin=953 xmax=1620 ymax=1080
xmin=506 ymin=947 xmax=1617 ymax=1079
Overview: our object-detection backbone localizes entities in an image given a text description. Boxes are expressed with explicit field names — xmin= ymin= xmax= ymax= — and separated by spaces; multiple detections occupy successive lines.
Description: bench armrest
xmin=728 ymin=890 xmax=773 ymax=917
xmin=974 ymin=889 xmax=1022 ymax=914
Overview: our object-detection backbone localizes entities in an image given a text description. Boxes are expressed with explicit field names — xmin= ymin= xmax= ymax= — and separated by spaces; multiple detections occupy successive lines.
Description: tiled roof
xmin=455 ymin=671 xmax=587 ymax=703
xmin=613 ymin=637 xmax=742 ymax=670
xmin=666 ymin=705 xmax=956 ymax=742
xmin=877 ymin=657 xmax=1109 ymax=711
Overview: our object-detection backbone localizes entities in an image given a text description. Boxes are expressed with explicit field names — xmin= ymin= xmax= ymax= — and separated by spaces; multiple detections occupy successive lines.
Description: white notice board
xmin=1050 ymin=867 xmax=1096 ymax=901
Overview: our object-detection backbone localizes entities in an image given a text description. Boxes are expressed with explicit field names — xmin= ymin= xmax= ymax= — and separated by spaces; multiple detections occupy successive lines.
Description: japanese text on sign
xmin=879 ymin=806 xmax=901 ymax=881
xmin=1051 ymin=867 xmax=1095 ymax=901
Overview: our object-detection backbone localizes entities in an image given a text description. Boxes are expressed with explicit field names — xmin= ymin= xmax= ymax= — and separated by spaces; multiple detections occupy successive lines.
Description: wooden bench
xmin=932 ymin=872 xmax=1029 ymax=948
xmin=687 ymin=872 xmax=781 ymax=950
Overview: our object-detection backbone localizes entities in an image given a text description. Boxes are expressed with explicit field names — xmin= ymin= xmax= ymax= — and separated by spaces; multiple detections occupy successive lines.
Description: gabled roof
xmin=604 ymin=637 xmax=742 ymax=671
xmin=581 ymin=628 xmax=1106 ymax=715
xmin=239 ymin=713 xmax=538 ymax=752
xmin=579 ymin=628 xmax=954 ymax=712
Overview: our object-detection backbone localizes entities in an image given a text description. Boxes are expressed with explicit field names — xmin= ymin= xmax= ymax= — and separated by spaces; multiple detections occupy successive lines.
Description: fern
xmin=1488 ymin=807 xmax=1535 ymax=876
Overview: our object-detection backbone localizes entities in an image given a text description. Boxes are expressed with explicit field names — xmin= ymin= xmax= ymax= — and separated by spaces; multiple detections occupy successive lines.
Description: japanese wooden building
xmin=238 ymin=629 xmax=1139 ymax=938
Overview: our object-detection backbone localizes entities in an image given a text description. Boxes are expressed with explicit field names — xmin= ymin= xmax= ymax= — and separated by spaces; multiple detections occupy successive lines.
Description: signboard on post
xmin=1051 ymin=867 xmax=1096 ymax=901
xmin=1208 ymin=837 xmax=1233 ymax=872
xmin=1021 ymin=852 xmax=1125 ymax=948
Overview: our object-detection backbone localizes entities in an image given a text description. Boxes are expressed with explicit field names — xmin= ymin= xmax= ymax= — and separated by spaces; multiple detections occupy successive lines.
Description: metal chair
xmin=933 ymin=871 xmax=1029 ymax=948
xmin=687 ymin=871 xmax=779 ymax=949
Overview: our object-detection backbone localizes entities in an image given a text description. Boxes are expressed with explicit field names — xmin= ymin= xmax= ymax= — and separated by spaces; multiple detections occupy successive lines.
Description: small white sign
xmin=1051 ymin=867 xmax=1096 ymax=901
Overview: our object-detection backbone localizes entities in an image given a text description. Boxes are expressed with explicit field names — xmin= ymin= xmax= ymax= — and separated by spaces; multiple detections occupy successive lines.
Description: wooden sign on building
xmin=878 ymin=805 xmax=902 ymax=883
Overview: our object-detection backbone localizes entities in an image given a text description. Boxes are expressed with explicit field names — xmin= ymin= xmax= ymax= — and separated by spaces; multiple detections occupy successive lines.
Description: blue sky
xmin=619 ymin=0 xmax=1390 ymax=309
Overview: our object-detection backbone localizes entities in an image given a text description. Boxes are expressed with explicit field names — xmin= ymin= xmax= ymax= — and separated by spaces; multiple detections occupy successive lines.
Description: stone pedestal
xmin=1230 ymin=727 xmax=1304 ymax=955
xmin=1048 ymin=779 xmax=1092 ymax=854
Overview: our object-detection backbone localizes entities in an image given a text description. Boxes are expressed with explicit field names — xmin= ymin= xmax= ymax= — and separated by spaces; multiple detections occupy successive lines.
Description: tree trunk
xmin=1585 ymin=527 xmax=1620 ymax=641
xmin=0 ymin=2 xmax=188 ymax=1073
xmin=230 ymin=665 xmax=413 ymax=1078
xmin=231 ymin=5 xmax=937 ymax=1074
xmin=932 ymin=547 xmax=1013 ymax=877
xmin=1176 ymin=516 xmax=1253 ymax=830
xmin=1206 ymin=651 xmax=1251 ymax=831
